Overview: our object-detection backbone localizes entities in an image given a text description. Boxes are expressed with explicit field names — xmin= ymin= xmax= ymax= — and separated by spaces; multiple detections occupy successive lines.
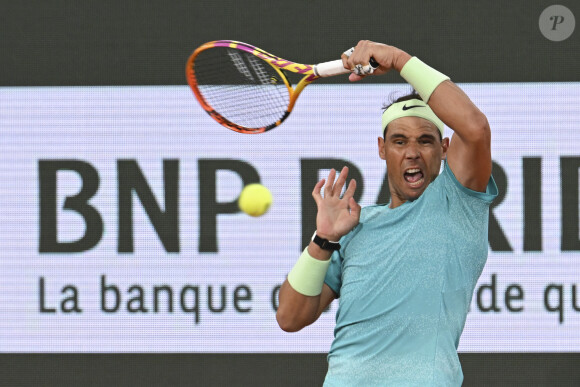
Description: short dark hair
xmin=381 ymin=90 xmax=441 ymax=141
xmin=382 ymin=90 xmax=423 ymax=112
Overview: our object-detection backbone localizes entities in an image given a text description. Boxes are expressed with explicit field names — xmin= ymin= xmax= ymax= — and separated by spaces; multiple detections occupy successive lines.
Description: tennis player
xmin=276 ymin=40 xmax=498 ymax=386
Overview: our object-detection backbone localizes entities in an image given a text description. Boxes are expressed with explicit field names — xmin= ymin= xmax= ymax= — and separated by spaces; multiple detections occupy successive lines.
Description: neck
xmin=388 ymin=195 xmax=407 ymax=209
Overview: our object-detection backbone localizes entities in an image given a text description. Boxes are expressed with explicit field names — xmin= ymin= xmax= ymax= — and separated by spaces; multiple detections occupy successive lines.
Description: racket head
xmin=186 ymin=41 xmax=314 ymax=134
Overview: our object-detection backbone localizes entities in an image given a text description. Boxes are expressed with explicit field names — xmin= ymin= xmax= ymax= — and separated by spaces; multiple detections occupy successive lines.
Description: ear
xmin=441 ymin=137 xmax=450 ymax=160
xmin=378 ymin=137 xmax=386 ymax=160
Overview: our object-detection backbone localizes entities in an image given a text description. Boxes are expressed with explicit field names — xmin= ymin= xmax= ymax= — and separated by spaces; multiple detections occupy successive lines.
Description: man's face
xmin=378 ymin=116 xmax=449 ymax=208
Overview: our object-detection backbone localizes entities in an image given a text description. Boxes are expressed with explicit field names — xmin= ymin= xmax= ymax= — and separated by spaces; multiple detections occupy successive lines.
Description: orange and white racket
xmin=186 ymin=40 xmax=377 ymax=133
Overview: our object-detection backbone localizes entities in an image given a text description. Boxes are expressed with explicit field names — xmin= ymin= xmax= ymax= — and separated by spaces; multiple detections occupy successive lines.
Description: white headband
xmin=381 ymin=99 xmax=444 ymax=137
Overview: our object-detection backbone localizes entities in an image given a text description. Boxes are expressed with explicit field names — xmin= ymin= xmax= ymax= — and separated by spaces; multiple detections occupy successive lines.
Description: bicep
xmin=427 ymin=81 xmax=492 ymax=192
xmin=446 ymin=119 xmax=492 ymax=192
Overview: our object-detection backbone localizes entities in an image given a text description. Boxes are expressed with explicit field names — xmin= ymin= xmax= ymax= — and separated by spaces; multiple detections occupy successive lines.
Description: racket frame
xmin=186 ymin=40 xmax=347 ymax=133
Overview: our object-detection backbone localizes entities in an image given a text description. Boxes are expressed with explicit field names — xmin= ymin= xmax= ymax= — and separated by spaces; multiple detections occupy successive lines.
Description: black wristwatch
xmin=311 ymin=231 xmax=341 ymax=251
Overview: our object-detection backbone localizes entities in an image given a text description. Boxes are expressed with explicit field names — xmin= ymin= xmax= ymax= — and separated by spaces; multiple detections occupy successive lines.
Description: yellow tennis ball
xmin=238 ymin=183 xmax=273 ymax=217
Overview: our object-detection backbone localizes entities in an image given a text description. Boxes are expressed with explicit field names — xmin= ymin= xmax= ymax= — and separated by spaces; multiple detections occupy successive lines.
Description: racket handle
xmin=313 ymin=59 xmax=350 ymax=77
xmin=314 ymin=58 xmax=380 ymax=78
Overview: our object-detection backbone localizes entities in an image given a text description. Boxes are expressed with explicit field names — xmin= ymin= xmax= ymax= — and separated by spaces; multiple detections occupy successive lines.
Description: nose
xmin=405 ymin=142 xmax=420 ymax=159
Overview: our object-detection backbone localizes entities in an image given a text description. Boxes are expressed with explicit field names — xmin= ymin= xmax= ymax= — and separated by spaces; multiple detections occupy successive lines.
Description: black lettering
xmin=118 ymin=159 xmax=179 ymax=253
xmin=39 ymin=160 xmax=103 ymax=252
xmin=476 ymin=273 xmax=501 ymax=312
xmin=39 ymin=277 xmax=56 ymax=313
xmin=208 ymin=285 xmax=227 ymax=313
xmin=523 ymin=157 xmax=542 ymax=251
xmin=198 ymin=159 xmax=260 ymax=252
xmin=571 ymin=285 xmax=580 ymax=312
xmin=544 ymin=284 xmax=564 ymax=323
xmin=300 ymin=159 xmax=364 ymax=248
xmin=504 ymin=284 xmax=524 ymax=312
xmin=100 ymin=275 xmax=120 ymax=313
xmin=127 ymin=285 xmax=148 ymax=313
xmin=561 ymin=157 xmax=580 ymax=251
xmin=271 ymin=285 xmax=281 ymax=312
xmin=489 ymin=162 xmax=513 ymax=251
xmin=153 ymin=285 xmax=173 ymax=313
xmin=180 ymin=285 xmax=200 ymax=323
xmin=233 ymin=285 xmax=252 ymax=313
xmin=61 ymin=285 xmax=82 ymax=313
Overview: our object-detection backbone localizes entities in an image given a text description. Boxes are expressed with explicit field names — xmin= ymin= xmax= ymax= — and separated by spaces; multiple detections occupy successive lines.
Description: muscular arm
xmin=425 ymin=81 xmax=492 ymax=192
xmin=276 ymin=167 xmax=359 ymax=332
xmin=276 ymin=248 xmax=337 ymax=332
xmin=277 ymin=241 xmax=336 ymax=332
xmin=345 ymin=41 xmax=492 ymax=192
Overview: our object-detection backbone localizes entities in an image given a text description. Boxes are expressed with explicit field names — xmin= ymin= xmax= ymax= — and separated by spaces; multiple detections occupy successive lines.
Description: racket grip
xmin=313 ymin=60 xmax=350 ymax=77
xmin=314 ymin=58 xmax=380 ymax=78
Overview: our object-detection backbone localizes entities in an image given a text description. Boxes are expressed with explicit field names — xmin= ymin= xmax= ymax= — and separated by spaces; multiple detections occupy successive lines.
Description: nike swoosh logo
xmin=402 ymin=104 xmax=426 ymax=111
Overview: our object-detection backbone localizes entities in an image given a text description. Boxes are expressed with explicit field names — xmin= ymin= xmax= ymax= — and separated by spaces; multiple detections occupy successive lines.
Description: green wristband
xmin=287 ymin=248 xmax=331 ymax=296
xmin=400 ymin=57 xmax=450 ymax=102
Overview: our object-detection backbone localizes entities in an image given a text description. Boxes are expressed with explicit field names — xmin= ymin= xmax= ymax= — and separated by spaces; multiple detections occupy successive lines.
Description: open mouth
xmin=404 ymin=168 xmax=424 ymax=188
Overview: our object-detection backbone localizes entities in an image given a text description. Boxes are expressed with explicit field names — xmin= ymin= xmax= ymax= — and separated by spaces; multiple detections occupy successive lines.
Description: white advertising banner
xmin=1 ymin=83 xmax=579 ymax=352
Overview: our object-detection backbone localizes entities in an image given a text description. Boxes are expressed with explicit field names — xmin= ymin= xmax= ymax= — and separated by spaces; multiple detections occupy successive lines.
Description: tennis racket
xmin=186 ymin=40 xmax=377 ymax=134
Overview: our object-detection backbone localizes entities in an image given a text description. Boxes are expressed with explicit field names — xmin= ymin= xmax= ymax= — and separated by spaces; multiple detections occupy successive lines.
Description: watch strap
xmin=311 ymin=231 xmax=341 ymax=251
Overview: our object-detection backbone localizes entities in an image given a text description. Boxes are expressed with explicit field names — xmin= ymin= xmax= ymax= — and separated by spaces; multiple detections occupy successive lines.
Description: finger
xmin=342 ymin=47 xmax=355 ymax=58
xmin=341 ymin=47 xmax=355 ymax=70
xmin=332 ymin=166 xmax=349 ymax=197
xmin=342 ymin=178 xmax=357 ymax=201
xmin=349 ymin=41 xmax=376 ymax=75
xmin=361 ymin=63 xmax=375 ymax=75
xmin=312 ymin=178 xmax=325 ymax=204
xmin=341 ymin=55 xmax=349 ymax=71
xmin=349 ymin=40 xmax=369 ymax=65
xmin=324 ymin=169 xmax=336 ymax=197
xmin=352 ymin=63 xmax=374 ymax=77
xmin=349 ymin=197 xmax=362 ymax=219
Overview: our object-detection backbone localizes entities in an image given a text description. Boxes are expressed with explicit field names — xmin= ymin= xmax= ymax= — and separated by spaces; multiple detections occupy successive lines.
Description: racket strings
xmin=192 ymin=47 xmax=290 ymax=130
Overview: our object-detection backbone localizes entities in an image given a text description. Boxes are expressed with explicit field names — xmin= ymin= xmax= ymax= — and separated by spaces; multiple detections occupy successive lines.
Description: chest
xmin=339 ymin=208 xmax=450 ymax=301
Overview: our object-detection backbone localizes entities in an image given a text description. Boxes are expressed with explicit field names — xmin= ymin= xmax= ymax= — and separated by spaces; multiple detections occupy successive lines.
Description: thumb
xmin=349 ymin=73 xmax=364 ymax=82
